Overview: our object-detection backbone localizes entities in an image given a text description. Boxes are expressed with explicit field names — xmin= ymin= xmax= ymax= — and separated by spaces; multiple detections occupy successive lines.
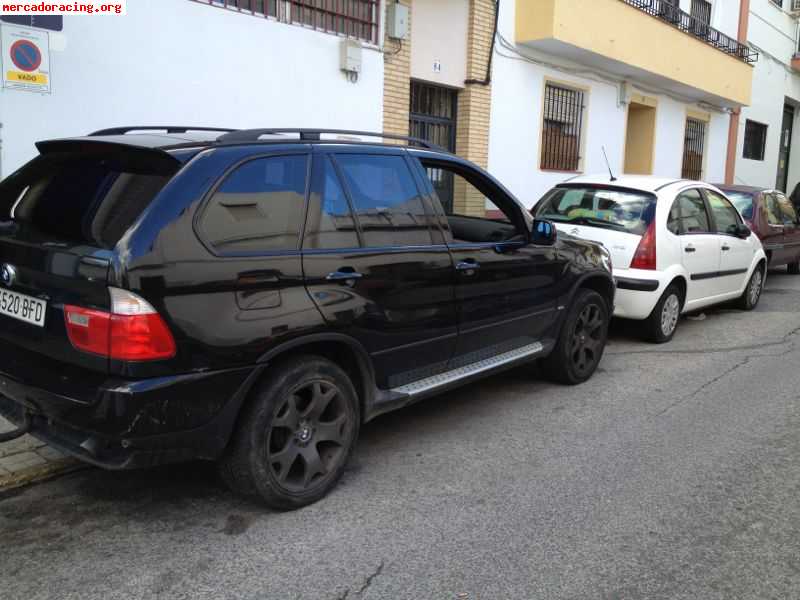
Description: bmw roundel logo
xmin=0 ymin=264 xmax=16 ymax=288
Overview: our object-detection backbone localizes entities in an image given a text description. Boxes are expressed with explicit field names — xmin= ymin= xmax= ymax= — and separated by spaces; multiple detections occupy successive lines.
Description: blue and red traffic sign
xmin=9 ymin=39 xmax=41 ymax=73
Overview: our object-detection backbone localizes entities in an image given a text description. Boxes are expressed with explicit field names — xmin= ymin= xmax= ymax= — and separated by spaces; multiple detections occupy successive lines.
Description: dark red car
xmin=716 ymin=185 xmax=800 ymax=273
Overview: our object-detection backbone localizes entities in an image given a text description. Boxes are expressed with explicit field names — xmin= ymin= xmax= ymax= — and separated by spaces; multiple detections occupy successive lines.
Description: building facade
xmin=735 ymin=0 xmax=800 ymax=193
xmin=0 ymin=0 xmax=768 ymax=209
xmin=488 ymin=0 xmax=755 ymax=208
xmin=0 ymin=0 xmax=388 ymax=175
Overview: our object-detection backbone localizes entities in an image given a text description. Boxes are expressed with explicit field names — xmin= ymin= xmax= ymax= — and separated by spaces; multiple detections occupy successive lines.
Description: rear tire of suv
xmin=788 ymin=261 xmax=800 ymax=275
xmin=218 ymin=355 xmax=360 ymax=510
xmin=643 ymin=283 xmax=682 ymax=344
xmin=542 ymin=288 xmax=609 ymax=385
xmin=737 ymin=264 xmax=764 ymax=311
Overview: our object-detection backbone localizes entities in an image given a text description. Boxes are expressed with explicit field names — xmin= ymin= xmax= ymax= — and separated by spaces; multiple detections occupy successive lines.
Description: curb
xmin=0 ymin=458 xmax=86 ymax=492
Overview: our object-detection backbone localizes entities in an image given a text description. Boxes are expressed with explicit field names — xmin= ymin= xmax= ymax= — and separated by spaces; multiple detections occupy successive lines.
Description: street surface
xmin=2 ymin=272 xmax=800 ymax=600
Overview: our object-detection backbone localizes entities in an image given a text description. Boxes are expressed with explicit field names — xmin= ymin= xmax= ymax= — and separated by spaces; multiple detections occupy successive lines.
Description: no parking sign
xmin=1 ymin=25 xmax=50 ymax=93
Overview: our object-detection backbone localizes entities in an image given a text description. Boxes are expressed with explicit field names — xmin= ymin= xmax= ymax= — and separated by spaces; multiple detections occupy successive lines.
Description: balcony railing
xmin=620 ymin=0 xmax=758 ymax=64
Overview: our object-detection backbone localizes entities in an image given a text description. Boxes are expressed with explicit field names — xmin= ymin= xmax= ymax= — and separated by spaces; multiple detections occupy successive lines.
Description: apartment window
xmin=743 ymin=120 xmax=768 ymax=161
xmin=210 ymin=0 xmax=277 ymax=15
xmin=541 ymin=83 xmax=586 ymax=172
xmin=290 ymin=1 xmax=378 ymax=43
xmin=770 ymin=0 xmax=783 ymax=8
xmin=195 ymin=0 xmax=378 ymax=43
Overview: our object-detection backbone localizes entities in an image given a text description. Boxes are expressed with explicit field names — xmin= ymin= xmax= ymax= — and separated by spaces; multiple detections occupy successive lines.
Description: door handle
xmin=684 ymin=246 xmax=697 ymax=253
xmin=456 ymin=260 xmax=481 ymax=273
xmin=326 ymin=269 xmax=363 ymax=283
xmin=721 ymin=244 xmax=731 ymax=251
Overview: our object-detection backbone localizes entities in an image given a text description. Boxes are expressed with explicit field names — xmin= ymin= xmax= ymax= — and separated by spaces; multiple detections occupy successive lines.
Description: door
xmin=777 ymin=105 xmax=794 ymax=192
xmin=301 ymin=150 xmax=458 ymax=389
xmin=413 ymin=156 xmax=565 ymax=365
xmin=704 ymin=188 xmax=752 ymax=294
xmin=671 ymin=188 xmax=721 ymax=303
xmin=763 ymin=192 xmax=787 ymax=265
xmin=409 ymin=81 xmax=458 ymax=212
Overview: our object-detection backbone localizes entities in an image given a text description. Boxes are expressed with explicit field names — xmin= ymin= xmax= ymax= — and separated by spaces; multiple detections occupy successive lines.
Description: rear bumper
xmin=0 ymin=365 xmax=259 ymax=469
xmin=612 ymin=269 xmax=667 ymax=320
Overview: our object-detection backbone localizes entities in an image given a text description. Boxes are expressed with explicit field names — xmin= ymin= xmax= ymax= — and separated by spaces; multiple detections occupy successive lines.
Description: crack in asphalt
xmin=331 ymin=561 xmax=384 ymax=600
xmin=357 ymin=561 xmax=384 ymax=596
xmin=654 ymin=342 xmax=797 ymax=417
xmin=608 ymin=324 xmax=800 ymax=358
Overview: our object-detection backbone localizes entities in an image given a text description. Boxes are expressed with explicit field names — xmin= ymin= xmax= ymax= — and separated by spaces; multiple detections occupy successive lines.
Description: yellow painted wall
xmin=516 ymin=0 xmax=752 ymax=106
xmin=624 ymin=102 xmax=656 ymax=175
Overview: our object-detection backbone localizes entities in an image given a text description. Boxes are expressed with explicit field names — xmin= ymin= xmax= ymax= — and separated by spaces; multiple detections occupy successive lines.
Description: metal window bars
xmin=192 ymin=0 xmax=377 ymax=44
xmin=621 ymin=0 xmax=758 ymax=64
xmin=681 ymin=118 xmax=706 ymax=181
xmin=541 ymin=84 xmax=585 ymax=172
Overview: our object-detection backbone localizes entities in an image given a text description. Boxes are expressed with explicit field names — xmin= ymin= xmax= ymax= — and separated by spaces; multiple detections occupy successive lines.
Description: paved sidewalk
xmin=0 ymin=416 xmax=81 ymax=491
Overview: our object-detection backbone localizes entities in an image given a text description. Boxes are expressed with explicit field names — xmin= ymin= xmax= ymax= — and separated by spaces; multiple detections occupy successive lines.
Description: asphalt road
xmin=3 ymin=272 xmax=800 ymax=600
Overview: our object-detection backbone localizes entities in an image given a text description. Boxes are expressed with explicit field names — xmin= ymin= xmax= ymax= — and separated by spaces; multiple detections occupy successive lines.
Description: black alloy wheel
xmin=267 ymin=380 xmax=350 ymax=493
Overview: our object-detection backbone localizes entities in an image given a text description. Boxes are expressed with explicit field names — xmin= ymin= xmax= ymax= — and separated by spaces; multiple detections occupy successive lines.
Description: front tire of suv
xmin=643 ymin=283 xmax=682 ymax=344
xmin=542 ymin=288 xmax=609 ymax=385
xmin=219 ymin=355 xmax=360 ymax=510
xmin=788 ymin=261 xmax=800 ymax=275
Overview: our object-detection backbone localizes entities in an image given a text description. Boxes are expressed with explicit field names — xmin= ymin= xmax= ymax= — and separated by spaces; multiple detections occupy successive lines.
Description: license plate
xmin=0 ymin=289 xmax=46 ymax=327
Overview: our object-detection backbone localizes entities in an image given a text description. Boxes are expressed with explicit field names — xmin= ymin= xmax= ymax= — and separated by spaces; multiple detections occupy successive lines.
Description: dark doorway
xmin=777 ymin=104 xmax=794 ymax=192
xmin=409 ymin=81 xmax=458 ymax=211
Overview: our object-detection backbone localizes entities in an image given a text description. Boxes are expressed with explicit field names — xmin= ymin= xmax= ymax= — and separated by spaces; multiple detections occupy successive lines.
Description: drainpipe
xmin=724 ymin=0 xmax=751 ymax=185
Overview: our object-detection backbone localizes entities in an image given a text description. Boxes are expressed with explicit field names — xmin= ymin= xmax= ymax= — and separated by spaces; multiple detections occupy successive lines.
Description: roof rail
xmin=90 ymin=126 xmax=237 ymax=136
xmin=215 ymin=128 xmax=447 ymax=152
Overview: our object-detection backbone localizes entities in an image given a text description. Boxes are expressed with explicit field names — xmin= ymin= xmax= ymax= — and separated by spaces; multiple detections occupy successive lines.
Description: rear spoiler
xmin=35 ymin=139 xmax=181 ymax=174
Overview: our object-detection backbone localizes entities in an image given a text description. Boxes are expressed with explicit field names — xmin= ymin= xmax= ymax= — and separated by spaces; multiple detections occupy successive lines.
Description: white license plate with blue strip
xmin=0 ymin=289 xmax=46 ymax=327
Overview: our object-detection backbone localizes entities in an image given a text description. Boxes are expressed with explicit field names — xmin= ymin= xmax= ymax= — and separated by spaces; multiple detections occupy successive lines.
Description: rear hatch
xmin=533 ymin=184 xmax=657 ymax=269
xmin=0 ymin=140 xmax=182 ymax=379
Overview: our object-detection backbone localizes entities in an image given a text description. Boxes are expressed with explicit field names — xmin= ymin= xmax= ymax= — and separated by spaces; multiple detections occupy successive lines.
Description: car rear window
xmin=0 ymin=151 xmax=179 ymax=249
xmin=535 ymin=186 xmax=657 ymax=235
xmin=723 ymin=191 xmax=755 ymax=220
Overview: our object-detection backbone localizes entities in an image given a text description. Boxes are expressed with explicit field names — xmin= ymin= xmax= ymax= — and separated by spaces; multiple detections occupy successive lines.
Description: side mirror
xmin=735 ymin=223 xmax=751 ymax=239
xmin=532 ymin=219 xmax=557 ymax=245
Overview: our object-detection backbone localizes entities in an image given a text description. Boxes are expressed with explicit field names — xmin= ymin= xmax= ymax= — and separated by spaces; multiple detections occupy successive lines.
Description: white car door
xmin=672 ymin=188 xmax=722 ymax=304
xmin=704 ymin=188 xmax=753 ymax=294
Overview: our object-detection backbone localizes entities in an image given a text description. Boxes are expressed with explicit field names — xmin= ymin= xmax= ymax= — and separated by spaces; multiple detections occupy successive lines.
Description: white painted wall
xmin=0 ymin=0 xmax=384 ymax=175
xmin=489 ymin=0 xmax=732 ymax=208
xmin=410 ymin=0 xmax=468 ymax=89
xmin=735 ymin=0 xmax=800 ymax=191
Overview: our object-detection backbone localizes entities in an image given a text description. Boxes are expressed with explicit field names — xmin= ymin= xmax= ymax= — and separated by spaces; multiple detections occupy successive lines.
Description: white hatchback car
xmin=533 ymin=175 xmax=767 ymax=342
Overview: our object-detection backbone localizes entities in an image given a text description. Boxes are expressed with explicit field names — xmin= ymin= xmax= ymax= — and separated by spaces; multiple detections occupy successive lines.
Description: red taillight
xmin=630 ymin=220 xmax=657 ymax=270
xmin=64 ymin=288 xmax=176 ymax=361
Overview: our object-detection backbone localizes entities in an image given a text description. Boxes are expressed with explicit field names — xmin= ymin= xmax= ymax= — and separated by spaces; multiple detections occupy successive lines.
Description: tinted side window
xmin=304 ymin=157 xmax=359 ymax=250
xmin=776 ymin=193 xmax=798 ymax=225
xmin=705 ymin=190 xmax=741 ymax=235
xmin=675 ymin=189 xmax=710 ymax=234
xmin=200 ymin=155 xmax=307 ymax=254
xmin=667 ymin=199 xmax=681 ymax=235
xmin=336 ymin=154 xmax=433 ymax=247
xmin=766 ymin=194 xmax=782 ymax=225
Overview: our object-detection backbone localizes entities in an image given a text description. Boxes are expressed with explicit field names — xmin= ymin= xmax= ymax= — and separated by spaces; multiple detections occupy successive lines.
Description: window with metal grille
xmin=743 ymin=120 xmax=768 ymax=161
xmin=681 ymin=118 xmax=707 ymax=181
xmin=541 ymin=83 xmax=585 ymax=172
xmin=193 ymin=0 xmax=378 ymax=43
xmin=290 ymin=0 xmax=378 ymax=43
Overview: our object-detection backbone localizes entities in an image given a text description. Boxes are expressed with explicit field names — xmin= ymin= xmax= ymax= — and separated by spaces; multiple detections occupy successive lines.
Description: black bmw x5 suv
xmin=0 ymin=127 xmax=613 ymax=508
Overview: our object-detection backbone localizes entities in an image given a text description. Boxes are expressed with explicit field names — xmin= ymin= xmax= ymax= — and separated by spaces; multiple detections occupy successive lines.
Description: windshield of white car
xmin=535 ymin=186 xmax=657 ymax=236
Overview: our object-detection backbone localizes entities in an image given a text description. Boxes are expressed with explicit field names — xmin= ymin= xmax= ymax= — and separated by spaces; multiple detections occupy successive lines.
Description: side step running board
xmin=391 ymin=342 xmax=545 ymax=397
